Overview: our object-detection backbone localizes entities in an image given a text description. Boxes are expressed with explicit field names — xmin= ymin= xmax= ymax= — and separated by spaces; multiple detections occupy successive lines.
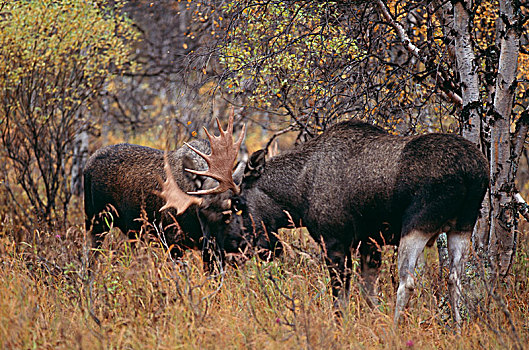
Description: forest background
xmin=0 ymin=0 xmax=529 ymax=348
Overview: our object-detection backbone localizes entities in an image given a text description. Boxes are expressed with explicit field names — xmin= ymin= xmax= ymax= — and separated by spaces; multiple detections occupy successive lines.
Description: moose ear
xmin=182 ymin=155 xmax=203 ymax=188
xmin=244 ymin=149 xmax=266 ymax=180
xmin=233 ymin=160 xmax=246 ymax=185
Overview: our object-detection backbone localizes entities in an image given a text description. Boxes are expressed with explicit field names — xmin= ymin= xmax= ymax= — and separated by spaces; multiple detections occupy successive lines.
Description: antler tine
xmin=186 ymin=115 xmax=245 ymax=196
xmin=235 ymin=122 xmax=246 ymax=150
xmin=184 ymin=141 xmax=209 ymax=161
xmin=217 ymin=116 xmax=228 ymax=136
xmin=157 ymin=153 xmax=203 ymax=215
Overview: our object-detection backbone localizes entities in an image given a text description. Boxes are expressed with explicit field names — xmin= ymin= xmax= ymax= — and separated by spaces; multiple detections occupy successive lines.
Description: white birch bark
xmin=488 ymin=0 xmax=521 ymax=277
xmin=70 ymin=130 xmax=89 ymax=196
xmin=514 ymin=192 xmax=529 ymax=222
xmin=453 ymin=0 xmax=482 ymax=147
xmin=451 ymin=1 xmax=493 ymax=257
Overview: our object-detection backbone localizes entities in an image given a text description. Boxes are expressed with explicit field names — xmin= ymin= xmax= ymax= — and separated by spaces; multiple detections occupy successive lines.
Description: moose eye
xmin=231 ymin=197 xmax=245 ymax=213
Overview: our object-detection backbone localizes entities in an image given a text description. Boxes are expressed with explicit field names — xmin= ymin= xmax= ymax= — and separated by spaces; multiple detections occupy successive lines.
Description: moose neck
xmin=246 ymin=148 xmax=312 ymax=231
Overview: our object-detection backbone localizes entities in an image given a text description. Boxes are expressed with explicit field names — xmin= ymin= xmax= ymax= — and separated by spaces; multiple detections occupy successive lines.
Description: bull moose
xmin=160 ymin=119 xmax=489 ymax=325
xmin=83 ymin=116 xmax=246 ymax=271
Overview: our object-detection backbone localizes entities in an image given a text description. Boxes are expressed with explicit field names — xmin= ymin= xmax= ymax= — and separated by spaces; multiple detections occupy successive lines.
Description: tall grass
xmin=0 ymin=222 xmax=527 ymax=349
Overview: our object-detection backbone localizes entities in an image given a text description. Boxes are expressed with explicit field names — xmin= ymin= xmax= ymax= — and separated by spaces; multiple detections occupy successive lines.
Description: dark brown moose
xmin=162 ymin=120 xmax=489 ymax=325
xmin=83 ymin=116 xmax=246 ymax=271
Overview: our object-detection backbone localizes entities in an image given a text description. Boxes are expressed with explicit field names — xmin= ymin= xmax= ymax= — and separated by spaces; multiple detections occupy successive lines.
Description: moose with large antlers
xmin=160 ymin=119 xmax=489 ymax=325
xmin=83 ymin=115 xmax=247 ymax=271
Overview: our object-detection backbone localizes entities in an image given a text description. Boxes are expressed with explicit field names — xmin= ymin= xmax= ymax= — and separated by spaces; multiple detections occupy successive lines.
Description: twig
xmin=375 ymin=0 xmax=463 ymax=106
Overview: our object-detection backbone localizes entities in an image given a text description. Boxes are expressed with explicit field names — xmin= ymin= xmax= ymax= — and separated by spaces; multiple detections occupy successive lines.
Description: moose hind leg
xmin=447 ymin=230 xmax=471 ymax=325
xmin=394 ymin=230 xmax=431 ymax=325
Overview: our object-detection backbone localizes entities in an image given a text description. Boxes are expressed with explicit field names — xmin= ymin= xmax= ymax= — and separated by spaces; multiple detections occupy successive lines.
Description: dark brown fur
xmin=228 ymin=120 xmax=489 ymax=318
xmin=83 ymin=141 xmax=237 ymax=270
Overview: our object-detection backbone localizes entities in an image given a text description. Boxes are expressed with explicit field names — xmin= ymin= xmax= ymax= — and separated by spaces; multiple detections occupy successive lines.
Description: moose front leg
xmin=87 ymin=215 xmax=111 ymax=270
xmin=201 ymin=238 xmax=225 ymax=274
xmin=359 ymin=242 xmax=382 ymax=308
xmin=197 ymin=211 xmax=225 ymax=274
xmin=324 ymin=243 xmax=353 ymax=316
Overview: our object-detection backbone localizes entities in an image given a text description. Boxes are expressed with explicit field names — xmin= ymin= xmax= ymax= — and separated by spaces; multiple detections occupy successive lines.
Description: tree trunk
xmin=487 ymin=0 xmax=521 ymax=277
xmin=451 ymin=0 xmax=493 ymax=257
xmin=453 ymin=0 xmax=482 ymax=147
xmin=70 ymin=130 xmax=89 ymax=197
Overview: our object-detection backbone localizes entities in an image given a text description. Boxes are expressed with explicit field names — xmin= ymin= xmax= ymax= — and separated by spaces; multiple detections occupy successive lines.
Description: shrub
xmin=0 ymin=0 xmax=137 ymax=230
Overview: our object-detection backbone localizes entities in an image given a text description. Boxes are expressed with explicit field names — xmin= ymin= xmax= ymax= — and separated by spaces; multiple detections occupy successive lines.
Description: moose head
xmin=157 ymin=115 xmax=281 ymax=263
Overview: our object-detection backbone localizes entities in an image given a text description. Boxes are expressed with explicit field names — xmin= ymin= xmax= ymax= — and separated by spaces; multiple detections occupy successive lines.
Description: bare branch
xmin=375 ymin=0 xmax=463 ymax=106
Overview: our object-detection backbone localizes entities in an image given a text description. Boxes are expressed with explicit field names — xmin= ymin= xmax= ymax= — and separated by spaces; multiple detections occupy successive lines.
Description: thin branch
xmin=375 ymin=0 xmax=463 ymax=106
xmin=264 ymin=125 xmax=294 ymax=153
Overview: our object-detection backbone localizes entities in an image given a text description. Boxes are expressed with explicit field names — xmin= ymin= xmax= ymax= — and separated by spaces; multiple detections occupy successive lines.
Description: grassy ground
xmin=0 ymin=219 xmax=527 ymax=349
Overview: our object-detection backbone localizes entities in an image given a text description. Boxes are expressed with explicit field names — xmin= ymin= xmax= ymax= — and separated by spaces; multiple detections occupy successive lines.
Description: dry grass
xmin=0 ymin=219 xmax=527 ymax=349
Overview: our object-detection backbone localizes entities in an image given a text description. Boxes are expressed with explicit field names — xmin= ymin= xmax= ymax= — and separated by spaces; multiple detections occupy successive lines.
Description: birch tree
xmin=375 ymin=0 xmax=529 ymax=277
xmin=485 ymin=0 xmax=528 ymax=276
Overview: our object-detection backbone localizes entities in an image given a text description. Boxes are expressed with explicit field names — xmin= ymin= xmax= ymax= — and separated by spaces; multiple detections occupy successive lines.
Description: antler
xmin=158 ymin=114 xmax=246 ymax=215
xmin=185 ymin=114 xmax=246 ymax=195
xmin=158 ymin=154 xmax=203 ymax=215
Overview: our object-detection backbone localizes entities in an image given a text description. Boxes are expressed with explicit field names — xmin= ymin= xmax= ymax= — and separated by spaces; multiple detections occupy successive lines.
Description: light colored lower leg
xmin=447 ymin=231 xmax=471 ymax=325
xmin=394 ymin=230 xmax=432 ymax=325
